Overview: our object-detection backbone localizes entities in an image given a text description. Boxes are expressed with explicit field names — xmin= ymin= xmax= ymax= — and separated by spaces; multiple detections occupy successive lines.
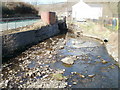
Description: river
xmin=0 ymin=32 xmax=119 ymax=88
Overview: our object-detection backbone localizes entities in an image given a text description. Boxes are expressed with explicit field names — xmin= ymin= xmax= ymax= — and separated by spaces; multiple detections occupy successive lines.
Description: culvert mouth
xmin=104 ymin=39 xmax=108 ymax=43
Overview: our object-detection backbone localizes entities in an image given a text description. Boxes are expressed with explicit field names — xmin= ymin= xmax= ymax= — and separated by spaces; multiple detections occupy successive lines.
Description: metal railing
xmin=0 ymin=17 xmax=40 ymax=31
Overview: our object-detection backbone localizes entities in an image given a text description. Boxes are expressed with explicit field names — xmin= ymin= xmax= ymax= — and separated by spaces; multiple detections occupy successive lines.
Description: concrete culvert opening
xmin=104 ymin=39 xmax=108 ymax=43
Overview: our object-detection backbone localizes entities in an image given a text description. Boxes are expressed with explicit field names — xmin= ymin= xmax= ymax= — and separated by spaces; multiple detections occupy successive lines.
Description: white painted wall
xmin=72 ymin=1 xmax=103 ymax=20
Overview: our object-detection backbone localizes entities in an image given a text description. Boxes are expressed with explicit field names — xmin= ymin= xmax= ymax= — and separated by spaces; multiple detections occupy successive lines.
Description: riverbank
xmin=2 ymin=22 xmax=60 ymax=60
xmin=67 ymin=21 xmax=118 ymax=64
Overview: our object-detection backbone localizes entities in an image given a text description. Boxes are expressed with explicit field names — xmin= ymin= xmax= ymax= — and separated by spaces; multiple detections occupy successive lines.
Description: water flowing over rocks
xmin=1 ymin=32 xmax=119 ymax=88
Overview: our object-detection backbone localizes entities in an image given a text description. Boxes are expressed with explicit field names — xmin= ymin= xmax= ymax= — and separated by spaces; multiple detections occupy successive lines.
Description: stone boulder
xmin=61 ymin=56 xmax=77 ymax=65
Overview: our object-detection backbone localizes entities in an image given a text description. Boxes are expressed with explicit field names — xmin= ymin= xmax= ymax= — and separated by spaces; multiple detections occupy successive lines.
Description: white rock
xmin=61 ymin=57 xmax=74 ymax=65
xmin=62 ymin=69 xmax=66 ymax=72
xmin=69 ymin=85 xmax=72 ymax=87
xmin=46 ymin=51 xmax=51 ymax=54
xmin=4 ymin=80 xmax=9 ymax=86
xmin=71 ymin=72 xmax=77 ymax=74
xmin=37 ymin=72 xmax=41 ymax=76
xmin=56 ymin=70 xmax=64 ymax=74
xmin=59 ymin=46 xmax=64 ymax=49
xmin=88 ymin=74 xmax=95 ymax=78
xmin=48 ymin=55 xmax=52 ymax=58
xmin=73 ymin=82 xmax=77 ymax=85
xmin=42 ymin=75 xmax=48 ymax=78
xmin=9 ymin=70 xmax=12 ymax=73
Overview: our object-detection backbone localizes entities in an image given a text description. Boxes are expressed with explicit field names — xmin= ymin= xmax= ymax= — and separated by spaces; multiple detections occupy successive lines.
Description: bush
xmin=2 ymin=2 xmax=38 ymax=18
xmin=2 ymin=6 xmax=15 ymax=17
xmin=14 ymin=2 xmax=38 ymax=14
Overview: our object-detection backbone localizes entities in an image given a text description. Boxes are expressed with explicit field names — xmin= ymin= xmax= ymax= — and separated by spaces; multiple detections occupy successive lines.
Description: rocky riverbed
xmin=1 ymin=32 xmax=119 ymax=88
xmin=1 ymin=34 xmax=67 ymax=88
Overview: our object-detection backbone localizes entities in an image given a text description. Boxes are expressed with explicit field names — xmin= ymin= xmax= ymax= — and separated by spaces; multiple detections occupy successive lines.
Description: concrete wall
xmin=2 ymin=23 xmax=60 ymax=58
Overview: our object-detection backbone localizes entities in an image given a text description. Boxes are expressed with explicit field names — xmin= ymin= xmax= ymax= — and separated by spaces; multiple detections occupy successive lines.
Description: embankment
xmin=2 ymin=21 xmax=67 ymax=60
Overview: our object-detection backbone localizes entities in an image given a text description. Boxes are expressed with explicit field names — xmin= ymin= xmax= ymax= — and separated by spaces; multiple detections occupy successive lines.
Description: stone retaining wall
xmin=2 ymin=23 xmax=60 ymax=59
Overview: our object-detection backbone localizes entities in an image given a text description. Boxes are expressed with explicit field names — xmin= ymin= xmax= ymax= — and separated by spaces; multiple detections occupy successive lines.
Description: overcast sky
xmin=21 ymin=0 xmax=67 ymax=4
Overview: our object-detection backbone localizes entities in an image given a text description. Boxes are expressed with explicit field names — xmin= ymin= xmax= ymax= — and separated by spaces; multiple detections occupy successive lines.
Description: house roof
xmin=68 ymin=0 xmax=119 ymax=2
xmin=72 ymin=0 xmax=91 ymax=8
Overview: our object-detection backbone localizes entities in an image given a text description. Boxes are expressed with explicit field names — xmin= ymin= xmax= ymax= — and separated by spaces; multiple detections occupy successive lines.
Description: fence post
xmin=28 ymin=19 xmax=29 ymax=25
xmin=22 ymin=20 xmax=23 ymax=27
xmin=7 ymin=21 xmax=8 ymax=30
xmin=15 ymin=21 xmax=16 ymax=29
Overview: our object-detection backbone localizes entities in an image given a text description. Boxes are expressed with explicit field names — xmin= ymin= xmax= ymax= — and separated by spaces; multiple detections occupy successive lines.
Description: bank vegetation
xmin=1 ymin=2 xmax=39 ymax=18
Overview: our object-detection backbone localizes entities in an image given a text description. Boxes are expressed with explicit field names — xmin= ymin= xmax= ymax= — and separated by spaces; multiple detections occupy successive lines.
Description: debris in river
xmin=73 ymin=82 xmax=77 ymax=85
xmin=71 ymin=72 xmax=77 ymax=74
xmin=63 ymin=69 xmax=66 ymax=72
xmin=48 ymin=55 xmax=52 ymax=58
xmin=56 ymin=69 xmax=65 ymax=74
xmin=59 ymin=46 xmax=64 ymax=49
xmin=79 ymin=74 xmax=85 ymax=78
xmin=100 ymin=59 xmax=108 ymax=64
xmin=88 ymin=74 xmax=96 ymax=78
xmin=97 ymin=56 xmax=101 ymax=58
xmin=68 ymin=84 xmax=72 ymax=87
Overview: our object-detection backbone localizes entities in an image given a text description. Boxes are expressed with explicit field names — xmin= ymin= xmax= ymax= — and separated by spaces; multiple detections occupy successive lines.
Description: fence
xmin=0 ymin=17 xmax=40 ymax=31
xmin=91 ymin=17 xmax=119 ymax=30
xmin=103 ymin=17 xmax=119 ymax=30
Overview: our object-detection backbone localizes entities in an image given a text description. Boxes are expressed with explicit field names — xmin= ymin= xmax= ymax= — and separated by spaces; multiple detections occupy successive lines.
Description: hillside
xmin=36 ymin=1 xmax=119 ymax=18
xmin=1 ymin=2 xmax=39 ymax=18
xmin=36 ymin=2 xmax=75 ymax=16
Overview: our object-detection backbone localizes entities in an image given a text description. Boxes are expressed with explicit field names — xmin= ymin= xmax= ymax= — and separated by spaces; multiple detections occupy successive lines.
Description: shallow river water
xmin=1 ymin=32 xmax=119 ymax=88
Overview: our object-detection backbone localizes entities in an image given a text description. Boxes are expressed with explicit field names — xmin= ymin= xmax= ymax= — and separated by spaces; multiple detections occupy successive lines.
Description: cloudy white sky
xmin=21 ymin=0 xmax=67 ymax=4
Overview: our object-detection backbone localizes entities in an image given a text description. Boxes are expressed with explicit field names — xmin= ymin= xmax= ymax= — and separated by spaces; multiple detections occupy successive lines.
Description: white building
xmin=72 ymin=0 xmax=103 ymax=21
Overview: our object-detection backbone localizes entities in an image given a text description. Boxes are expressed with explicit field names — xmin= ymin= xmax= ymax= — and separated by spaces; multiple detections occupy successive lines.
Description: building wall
xmin=41 ymin=12 xmax=56 ymax=25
